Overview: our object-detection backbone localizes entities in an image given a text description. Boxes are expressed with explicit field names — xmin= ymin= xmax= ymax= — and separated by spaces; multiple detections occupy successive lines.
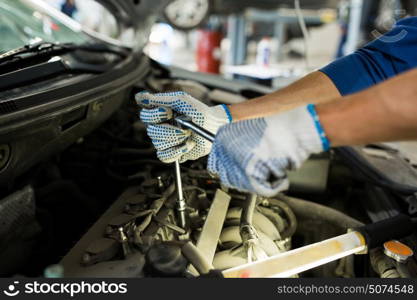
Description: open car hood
xmin=95 ymin=0 xmax=171 ymax=50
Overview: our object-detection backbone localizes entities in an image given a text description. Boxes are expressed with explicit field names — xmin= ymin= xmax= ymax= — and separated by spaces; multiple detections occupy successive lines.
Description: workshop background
xmin=44 ymin=0 xmax=416 ymax=89
xmin=2 ymin=0 xmax=417 ymax=280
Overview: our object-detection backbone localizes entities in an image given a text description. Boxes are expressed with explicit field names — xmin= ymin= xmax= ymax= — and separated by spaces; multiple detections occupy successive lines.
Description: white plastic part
xmin=222 ymin=231 xmax=367 ymax=278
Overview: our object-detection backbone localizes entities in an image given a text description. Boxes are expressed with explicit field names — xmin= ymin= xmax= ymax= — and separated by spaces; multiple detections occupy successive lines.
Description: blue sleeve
xmin=320 ymin=17 xmax=417 ymax=96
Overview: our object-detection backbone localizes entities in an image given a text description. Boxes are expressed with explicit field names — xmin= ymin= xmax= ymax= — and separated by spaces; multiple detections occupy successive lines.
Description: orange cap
xmin=383 ymin=240 xmax=414 ymax=263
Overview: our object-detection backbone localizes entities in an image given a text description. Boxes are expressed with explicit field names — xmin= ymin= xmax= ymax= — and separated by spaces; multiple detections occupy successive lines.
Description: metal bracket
xmin=405 ymin=193 xmax=417 ymax=215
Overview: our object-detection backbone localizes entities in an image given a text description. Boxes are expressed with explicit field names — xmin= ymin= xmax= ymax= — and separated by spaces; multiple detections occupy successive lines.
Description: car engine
xmin=1 ymin=75 xmax=416 ymax=279
xmin=57 ymin=119 xmax=358 ymax=278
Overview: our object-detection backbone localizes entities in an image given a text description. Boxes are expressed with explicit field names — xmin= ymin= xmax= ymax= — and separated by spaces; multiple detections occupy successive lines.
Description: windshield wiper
xmin=0 ymin=39 xmax=132 ymax=91
xmin=0 ymin=38 xmax=129 ymax=66
xmin=0 ymin=38 xmax=45 ymax=64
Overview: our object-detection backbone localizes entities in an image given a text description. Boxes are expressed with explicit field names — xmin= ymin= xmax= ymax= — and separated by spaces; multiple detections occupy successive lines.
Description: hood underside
xmin=95 ymin=0 xmax=172 ymax=49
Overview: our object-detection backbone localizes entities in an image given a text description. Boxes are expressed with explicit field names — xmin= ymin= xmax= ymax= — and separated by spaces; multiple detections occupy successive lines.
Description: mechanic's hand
xmin=207 ymin=104 xmax=330 ymax=197
xmin=136 ymin=91 xmax=232 ymax=163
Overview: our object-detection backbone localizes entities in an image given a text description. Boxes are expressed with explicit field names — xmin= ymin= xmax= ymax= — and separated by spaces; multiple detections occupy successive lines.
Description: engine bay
xmin=1 ymin=74 xmax=416 ymax=278
xmin=60 ymin=151 xmax=300 ymax=277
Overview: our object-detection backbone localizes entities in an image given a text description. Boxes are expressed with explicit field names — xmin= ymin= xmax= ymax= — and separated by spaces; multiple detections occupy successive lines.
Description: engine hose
xmin=264 ymin=199 xmax=298 ymax=239
xmin=240 ymin=194 xmax=258 ymax=242
xmin=241 ymin=194 xmax=256 ymax=227
xmin=181 ymin=242 xmax=213 ymax=275
xmin=276 ymin=194 xmax=363 ymax=228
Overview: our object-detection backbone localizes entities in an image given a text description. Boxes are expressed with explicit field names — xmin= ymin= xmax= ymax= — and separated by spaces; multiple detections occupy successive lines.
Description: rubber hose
xmin=181 ymin=242 xmax=213 ymax=275
xmin=266 ymin=199 xmax=298 ymax=239
xmin=241 ymin=194 xmax=257 ymax=227
xmin=275 ymin=194 xmax=364 ymax=228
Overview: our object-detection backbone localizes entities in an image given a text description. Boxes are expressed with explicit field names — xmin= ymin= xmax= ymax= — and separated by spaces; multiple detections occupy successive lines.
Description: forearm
xmin=317 ymin=68 xmax=417 ymax=147
xmin=229 ymin=71 xmax=341 ymax=121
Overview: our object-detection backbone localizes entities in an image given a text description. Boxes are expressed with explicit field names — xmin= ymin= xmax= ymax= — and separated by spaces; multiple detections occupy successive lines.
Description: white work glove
xmin=136 ymin=91 xmax=233 ymax=163
xmin=207 ymin=104 xmax=330 ymax=197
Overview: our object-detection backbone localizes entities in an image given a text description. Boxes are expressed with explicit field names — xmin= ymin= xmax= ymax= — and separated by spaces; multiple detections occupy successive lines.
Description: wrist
xmin=306 ymin=104 xmax=331 ymax=151
xmin=221 ymin=104 xmax=233 ymax=123
xmin=315 ymin=101 xmax=349 ymax=147
xmin=228 ymin=103 xmax=246 ymax=122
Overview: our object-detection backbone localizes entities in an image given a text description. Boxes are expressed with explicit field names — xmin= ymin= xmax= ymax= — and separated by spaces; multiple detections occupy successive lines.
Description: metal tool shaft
xmin=174 ymin=160 xmax=187 ymax=229
xmin=173 ymin=117 xmax=216 ymax=229
xmin=171 ymin=115 xmax=188 ymax=229
xmin=175 ymin=117 xmax=215 ymax=143
xmin=173 ymin=116 xmax=217 ymax=229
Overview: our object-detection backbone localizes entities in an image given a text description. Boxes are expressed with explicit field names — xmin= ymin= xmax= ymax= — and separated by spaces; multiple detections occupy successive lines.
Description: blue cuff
xmin=306 ymin=104 xmax=331 ymax=151
xmin=221 ymin=104 xmax=233 ymax=123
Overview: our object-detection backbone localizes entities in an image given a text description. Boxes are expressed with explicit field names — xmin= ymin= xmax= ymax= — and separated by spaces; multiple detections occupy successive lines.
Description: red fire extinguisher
xmin=196 ymin=29 xmax=222 ymax=74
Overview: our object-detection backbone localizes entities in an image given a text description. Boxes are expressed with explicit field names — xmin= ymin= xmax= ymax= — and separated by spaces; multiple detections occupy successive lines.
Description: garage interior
xmin=0 ymin=0 xmax=417 ymax=280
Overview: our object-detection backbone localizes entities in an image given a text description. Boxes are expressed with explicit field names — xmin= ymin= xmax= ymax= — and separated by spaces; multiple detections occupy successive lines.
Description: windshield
xmin=0 ymin=0 xmax=91 ymax=53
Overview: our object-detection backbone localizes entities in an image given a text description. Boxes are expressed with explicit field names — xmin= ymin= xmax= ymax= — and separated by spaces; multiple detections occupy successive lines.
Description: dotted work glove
xmin=136 ymin=91 xmax=233 ymax=163
xmin=207 ymin=104 xmax=330 ymax=197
